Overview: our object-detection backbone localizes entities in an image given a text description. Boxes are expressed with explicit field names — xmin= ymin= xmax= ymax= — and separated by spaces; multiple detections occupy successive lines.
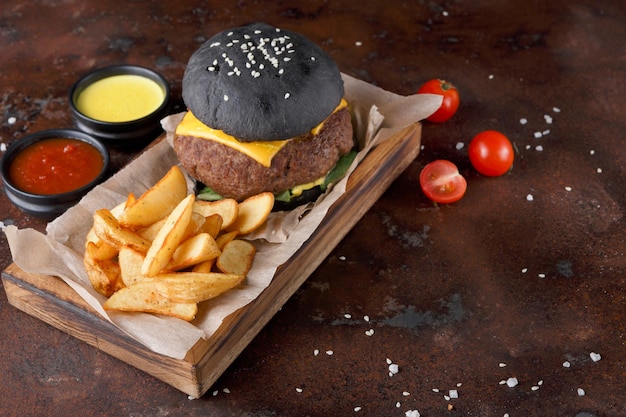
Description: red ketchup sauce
xmin=8 ymin=138 xmax=104 ymax=195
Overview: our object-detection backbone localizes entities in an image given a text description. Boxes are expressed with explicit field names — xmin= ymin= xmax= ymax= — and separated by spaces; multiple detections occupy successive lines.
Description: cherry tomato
xmin=468 ymin=130 xmax=514 ymax=176
xmin=417 ymin=79 xmax=460 ymax=123
xmin=419 ymin=160 xmax=467 ymax=204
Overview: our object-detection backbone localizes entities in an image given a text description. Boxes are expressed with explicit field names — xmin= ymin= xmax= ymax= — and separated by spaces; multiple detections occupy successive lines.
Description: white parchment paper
xmin=4 ymin=74 xmax=441 ymax=359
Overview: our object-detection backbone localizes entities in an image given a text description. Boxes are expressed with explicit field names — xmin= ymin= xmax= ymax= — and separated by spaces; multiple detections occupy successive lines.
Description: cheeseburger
xmin=174 ymin=23 xmax=355 ymax=209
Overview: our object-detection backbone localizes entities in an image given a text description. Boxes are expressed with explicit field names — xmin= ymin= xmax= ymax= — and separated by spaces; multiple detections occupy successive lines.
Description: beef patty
xmin=174 ymin=107 xmax=354 ymax=201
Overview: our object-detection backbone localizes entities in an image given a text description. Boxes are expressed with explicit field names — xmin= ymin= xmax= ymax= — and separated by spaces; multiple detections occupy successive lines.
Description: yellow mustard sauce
xmin=76 ymin=74 xmax=164 ymax=122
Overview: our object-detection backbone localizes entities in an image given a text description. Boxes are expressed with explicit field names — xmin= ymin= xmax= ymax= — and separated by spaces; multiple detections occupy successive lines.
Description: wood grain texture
xmin=1 ymin=122 xmax=421 ymax=397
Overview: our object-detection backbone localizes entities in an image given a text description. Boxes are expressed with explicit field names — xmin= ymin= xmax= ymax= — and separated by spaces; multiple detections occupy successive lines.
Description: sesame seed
xmin=326 ymin=350 xmax=333 ymax=355
xmin=284 ymin=92 xmax=290 ymax=99
xmin=314 ymin=349 xmax=319 ymax=356
xmin=223 ymin=388 xmax=230 ymax=394
xmin=553 ymin=107 xmax=561 ymax=112
xmin=403 ymin=391 xmax=410 ymax=396
xmin=522 ymin=268 xmax=528 ymax=273
xmin=590 ymin=149 xmax=595 ymax=155
xmin=354 ymin=406 xmax=362 ymax=412
xmin=526 ymin=194 xmax=534 ymax=201
xmin=455 ymin=142 xmax=464 ymax=150
xmin=499 ymin=362 xmax=507 ymax=367
xmin=538 ymin=273 xmax=546 ymax=278
xmin=296 ymin=387 xmax=303 ymax=393
xmin=520 ymin=118 xmax=528 ymax=125
xmin=597 ymin=168 xmax=603 ymax=173
xmin=355 ymin=41 xmax=363 ymax=46
xmin=565 ymin=186 xmax=572 ymax=191
xmin=489 ymin=74 xmax=494 ymax=79
xmin=364 ymin=315 xmax=370 ymax=322
xmin=531 ymin=385 xmax=540 ymax=391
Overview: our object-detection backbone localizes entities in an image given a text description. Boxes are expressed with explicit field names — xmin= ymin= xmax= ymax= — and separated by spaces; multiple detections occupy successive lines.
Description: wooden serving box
xmin=2 ymin=123 xmax=422 ymax=398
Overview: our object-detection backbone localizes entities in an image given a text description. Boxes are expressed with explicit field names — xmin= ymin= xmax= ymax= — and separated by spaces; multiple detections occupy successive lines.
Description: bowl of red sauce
xmin=1 ymin=129 xmax=110 ymax=219
xmin=69 ymin=65 xmax=171 ymax=147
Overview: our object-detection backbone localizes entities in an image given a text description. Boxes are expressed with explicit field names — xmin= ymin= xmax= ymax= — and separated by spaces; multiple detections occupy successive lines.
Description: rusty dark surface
xmin=1 ymin=1 xmax=624 ymax=416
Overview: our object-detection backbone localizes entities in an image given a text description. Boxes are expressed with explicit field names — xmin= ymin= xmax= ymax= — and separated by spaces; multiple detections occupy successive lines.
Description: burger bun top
xmin=182 ymin=23 xmax=344 ymax=142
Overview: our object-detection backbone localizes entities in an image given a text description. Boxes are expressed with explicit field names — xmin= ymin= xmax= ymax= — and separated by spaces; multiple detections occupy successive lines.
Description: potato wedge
xmin=165 ymin=232 xmax=221 ymax=272
xmin=191 ymin=258 xmax=216 ymax=273
xmin=216 ymin=239 xmax=256 ymax=277
xmin=200 ymin=213 xmax=223 ymax=238
xmin=215 ymin=230 xmax=238 ymax=250
xmin=150 ymin=272 xmax=244 ymax=303
xmin=193 ymin=198 xmax=239 ymax=230
xmin=92 ymin=209 xmax=151 ymax=253
xmin=225 ymin=192 xmax=274 ymax=235
xmin=103 ymin=282 xmax=198 ymax=321
xmin=141 ymin=194 xmax=195 ymax=277
xmin=118 ymin=246 xmax=147 ymax=287
xmin=85 ymin=238 xmax=118 ymax=261
xmin=118 ymin=166 xmax=188 ymax=229
xmin=84 ymin=250 xmax=124 ymax=297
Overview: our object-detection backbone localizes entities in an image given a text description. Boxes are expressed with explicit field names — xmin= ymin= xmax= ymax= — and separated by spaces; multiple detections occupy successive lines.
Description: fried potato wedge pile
xmin=83 ymin=166 xmax=274 ymax=321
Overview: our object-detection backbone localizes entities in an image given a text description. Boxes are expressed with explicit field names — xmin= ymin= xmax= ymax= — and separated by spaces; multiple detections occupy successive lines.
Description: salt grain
xmin=223 ymin=388 xmax=231 ymax=394
xmin=0 ymin=143 xmax=6 ymax=152
xmin=597 ymin=168 xmax=603 ymax=173
xmin=7 ymin=116 xmax=16 ymax=125
xmin=544 ymin=114 xmax=553 ymax=124
xmin=489 ymin=74 xmax=494 ymax=79
xmin=531 ymin=385 xmax=540 ymax=391
xmin=590 ymin=352 xmax=602 ymax=362
xmin=577 ymin=388 xmax=585 ymax=396
xmin=432 ymin=388 xmax=440 ymax=392
xmin=526 ymin=194 xmax=534 ymax=201
xmin=455 ymin=142 xmax=464 ymax=150
xmin=442 ymin=10 xmax=449 ymax=16
xmin=536 ymin=145 xmax=544 ymax=151
xmin=365 ymin=329 xmax=374 ymax=336
xmin=590 ymin=149 xmax=595 ymax=155
xmin=563 ymin=361 xmax=571 ymax=368
xmin=520 ymin=118 xmax=528 ymax=125
xmin=506 ymin=377 xmax=519 ymax=387
xmin=534 ymin=131 xmax=543 ymax=138
xmin=405 ymin=410 xmax=420 ymax=417
xmin=449 ymin=389 xmax=459 ymax=399
xmin=565 ymin=186 xmax=572 ymax=191
xmin=388 ymin=363 xmax=399 ymax=376
xmin=553 ymin=107 xmax=561 ymax=113
xmin=355 ymin=41 xmax=363 ymax=46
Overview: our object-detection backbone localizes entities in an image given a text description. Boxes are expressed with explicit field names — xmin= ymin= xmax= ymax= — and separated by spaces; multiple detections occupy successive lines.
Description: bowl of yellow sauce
xmin=70 ymin=65 xmax=170 ymax=147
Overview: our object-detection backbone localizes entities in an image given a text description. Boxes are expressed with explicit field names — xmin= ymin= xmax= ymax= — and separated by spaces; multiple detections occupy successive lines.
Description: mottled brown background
xmin=1 ymin=1 xmax=624 ymax=416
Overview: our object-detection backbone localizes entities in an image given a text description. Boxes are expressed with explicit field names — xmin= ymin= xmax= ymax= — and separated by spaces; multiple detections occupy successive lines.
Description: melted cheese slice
xmin=175 ymin=99 xmax=347 ymax=168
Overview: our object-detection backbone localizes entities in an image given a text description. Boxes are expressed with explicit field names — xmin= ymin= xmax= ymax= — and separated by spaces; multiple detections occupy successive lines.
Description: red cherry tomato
xmin=417 ymin=79 xmax=460 ymax=123
xmin=419 ymin=160 xmax=467 ymax=204
xmin=468 ymin=130 xmax=514 ymax=176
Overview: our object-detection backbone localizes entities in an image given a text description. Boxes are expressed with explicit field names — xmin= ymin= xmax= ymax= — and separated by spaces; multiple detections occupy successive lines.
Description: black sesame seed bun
xmin=182 ymin=22 xmax=344 ymax=142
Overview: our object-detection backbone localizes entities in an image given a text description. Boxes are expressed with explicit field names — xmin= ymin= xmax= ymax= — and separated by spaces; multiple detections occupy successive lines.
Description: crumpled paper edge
xmin=3 ymin=73 xmax=441 ymax=359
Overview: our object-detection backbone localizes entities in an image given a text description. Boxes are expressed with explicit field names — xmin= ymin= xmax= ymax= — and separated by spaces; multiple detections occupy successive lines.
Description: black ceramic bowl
xmin=1 ymin=129 xmax=110 ymax=220
xmin=69 ymin=65 xmax=170 ymax=147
